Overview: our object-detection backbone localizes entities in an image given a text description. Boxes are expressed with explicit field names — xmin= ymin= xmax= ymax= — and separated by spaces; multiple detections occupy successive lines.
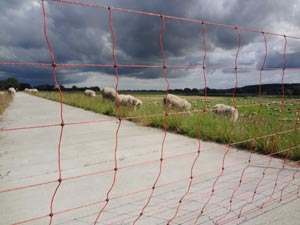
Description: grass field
xmin=34 ymin=91 xmax=300 ymax=160
xmin=0 ymin=93 xmax=12 ymax=116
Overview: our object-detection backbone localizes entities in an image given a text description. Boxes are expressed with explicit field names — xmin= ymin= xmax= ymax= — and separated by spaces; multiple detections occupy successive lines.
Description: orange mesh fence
xmin=1 ymin=0 xmax=300 ymax=225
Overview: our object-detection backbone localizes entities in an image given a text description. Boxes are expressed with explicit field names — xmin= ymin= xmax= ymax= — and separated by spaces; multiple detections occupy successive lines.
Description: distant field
xmin=0 ymin=93 xmax=12 ymax=116
xmin=34 ymin=91 xmax=300 ymax=160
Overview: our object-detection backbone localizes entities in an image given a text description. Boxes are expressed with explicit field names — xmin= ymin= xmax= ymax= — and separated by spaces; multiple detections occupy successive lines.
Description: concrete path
xmin=1 ymin=93 xmax=300 ymax=225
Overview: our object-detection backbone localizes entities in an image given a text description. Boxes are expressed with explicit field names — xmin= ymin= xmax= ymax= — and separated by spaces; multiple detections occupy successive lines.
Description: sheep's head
xmin=134 ymin=99 xmax=142 ymax=106
xmin=184 ymin=100 xmax=191 ymax=110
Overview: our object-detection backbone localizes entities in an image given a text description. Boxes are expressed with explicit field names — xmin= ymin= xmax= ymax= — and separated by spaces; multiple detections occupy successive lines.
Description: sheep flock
xmin=24 ymin=88 xmax=39 ymax=94
xmin=81 ymin=87 xmax=239 ymax=121
xmin=1 ymin=85 xmax=240 ymax=122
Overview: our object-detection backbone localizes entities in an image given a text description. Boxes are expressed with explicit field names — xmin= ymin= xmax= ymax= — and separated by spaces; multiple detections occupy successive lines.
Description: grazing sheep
xmin=127 ymin=95 xmax=142 ymax=108
xmin=8 ymin=87 xmax=16 ymax=95
xmin=212 ymin=104 xmax=239 ymax=122
xmin=84 ymin=89 xmax=96 ymax=97
xmin=31 ymin=88 xmax=38 ymax=93
xmin=0 ymin=91 xmax=6 ymax=96
xmin=24 ymin=88 xmax=39 ymax=94
xmin=163 ymin=94 xmax=191 ymax=111
xmin=115 ymin=94 xmax=142 ymax=110
xmin=102 ymin=87 xmax=117 ymax=101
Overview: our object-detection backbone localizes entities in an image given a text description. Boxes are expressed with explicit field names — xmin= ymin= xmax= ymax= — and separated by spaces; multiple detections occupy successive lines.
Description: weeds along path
xmin=0 ymin=93 xmax=12 ymax=117
xmin=1 ymin=92 xmax=300 ymax=225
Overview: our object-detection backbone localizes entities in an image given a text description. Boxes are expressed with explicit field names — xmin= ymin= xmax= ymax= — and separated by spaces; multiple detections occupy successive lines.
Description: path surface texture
xmin=1 ymin=93 xmax=300 ymax=225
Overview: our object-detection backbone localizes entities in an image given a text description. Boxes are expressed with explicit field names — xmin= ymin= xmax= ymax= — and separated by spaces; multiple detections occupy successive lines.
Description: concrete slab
xmin=1 ymin=93 xmax=300 ymax=225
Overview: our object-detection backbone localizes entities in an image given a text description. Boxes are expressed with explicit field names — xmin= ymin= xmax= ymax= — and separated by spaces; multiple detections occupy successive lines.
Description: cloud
xmin=0 ymin=0 xmax=299 ymax=89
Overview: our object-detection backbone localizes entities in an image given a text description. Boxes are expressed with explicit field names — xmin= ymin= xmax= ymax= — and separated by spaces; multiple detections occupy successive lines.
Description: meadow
xmin=0 ymin=93 xmax=12 ymax=116
xmin=34 ymin=91 xmax=300 ymax=160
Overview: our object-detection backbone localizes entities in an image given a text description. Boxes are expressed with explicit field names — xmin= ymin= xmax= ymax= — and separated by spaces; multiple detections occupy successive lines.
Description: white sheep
xmin=24 ymin=88 xmax=38 ymax=94
xmin=163 ymin=94 xmax=191 ymax=111
xmin=127 ymin=95 xmax=142 ymax=108
xmin=84 ymin=89 xmax=96 ymax=97
xmin=115 ymin=94 xmax=142 ymax=110
xmin=102 ymin=87 xmax=117 ymax=101
xmin=31 ymin=88 xmax=38 ymax=93
xmin=212 ymin=103 xmax=239 ymax=122
xmin=8 ymin=87 xmax=16 ymax=95
xmin=0 ymin=91 xmax=6 ymax=96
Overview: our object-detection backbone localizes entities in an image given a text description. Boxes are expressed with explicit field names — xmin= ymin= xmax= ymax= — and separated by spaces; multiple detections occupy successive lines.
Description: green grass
xmin=34 ymin=91 xmax=300 ymax=160
xmin=0 ymin=93 xmax=12 ymax=116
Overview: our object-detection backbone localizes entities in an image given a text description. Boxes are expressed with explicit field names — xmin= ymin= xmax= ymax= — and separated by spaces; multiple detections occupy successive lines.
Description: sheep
xmin=84 ymin=89 xmax=96 ymax=97
xmin=31 ymin=88 xmax=38 ymax=93
xmin=102 ymin=87 xmax=117 ymax=101
xmin=8 ymin=87 xmax=16 ymax=95
xmin=0 ymin=91 xmax=6 ymax=96
xmin=127 ymin=95 xmax=142 ymax=108
xmin=212 ymin=104 xmax=239 ymax=122
xmin=24 ymin=88 xmax=38 ymax=94
xmin=163 ymin=94 xmax=191 ymax=111
xmin=115 ymin=94 xmax=142 ymax=110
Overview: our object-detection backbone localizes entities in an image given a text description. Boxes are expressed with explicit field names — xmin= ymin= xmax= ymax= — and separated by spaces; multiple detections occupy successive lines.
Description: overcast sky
xmin=0 ymin=0 xmax=300 ymax=89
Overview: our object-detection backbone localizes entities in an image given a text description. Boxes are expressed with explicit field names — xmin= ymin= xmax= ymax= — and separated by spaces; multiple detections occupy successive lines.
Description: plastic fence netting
xmin=1 ymin=0 xmax=300 ymax=225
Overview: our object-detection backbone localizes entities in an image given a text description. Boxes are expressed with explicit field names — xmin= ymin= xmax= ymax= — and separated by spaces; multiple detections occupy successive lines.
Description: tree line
xmin=0 ymin=77 xmax=100 ymax=92
xmin=1 ymin=77 xmax=299 ymax=96
xmin=123 ymin=84 xmax=300 ymax=96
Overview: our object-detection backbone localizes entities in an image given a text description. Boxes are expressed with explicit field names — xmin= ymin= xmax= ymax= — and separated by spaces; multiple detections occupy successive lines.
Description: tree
xmin=286 ymin=89 xmax=293 ymax=96
xmin=19 ymin=83 xmax=32 ymax=90
xmin=5 ymin=77 xmax=20 ymax=89
xmin=184 ymin=88 xmax=191 ymax=93
xmin=192 ymin=88 xmax=199 ymax=94
xmin=90 ymin=86 xmax=100 ymax=91
xmin=0 ymin=80 xmax=4 ymax=90
xmin=35 ymin=84 xmax=54 ymax=91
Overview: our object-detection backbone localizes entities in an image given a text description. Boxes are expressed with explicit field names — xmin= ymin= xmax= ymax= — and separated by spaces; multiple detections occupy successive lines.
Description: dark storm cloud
xmin=265 ymin=51 xmax=300 ymax=68
xmin=0 ymin=0 xmax=299 ymax=87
